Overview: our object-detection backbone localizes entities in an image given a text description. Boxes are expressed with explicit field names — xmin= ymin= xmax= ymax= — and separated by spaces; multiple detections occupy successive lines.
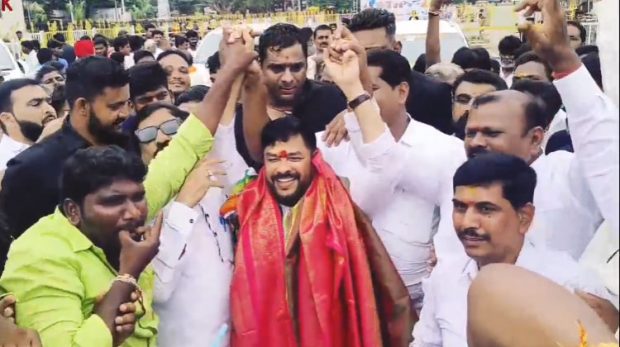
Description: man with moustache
xmin=412 ymin=153 xmax=618 ymax=346
xmin=235 ymin=23 xmax=347 ymax=169
xmin=384 ymin=0 xmax=619 ymax=263
xmin=306 ymin=24 xmax=333 ymax=81
xmin=0 ymin=79 xmax=56 ymax=169
xmin=0 ymin=41 xmax=258 ymax=251
xmin=230 ymin=48 xmax=412 ymax=346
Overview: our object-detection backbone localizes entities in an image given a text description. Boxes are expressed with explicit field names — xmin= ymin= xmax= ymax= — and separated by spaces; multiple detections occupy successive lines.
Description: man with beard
xmin=186 ymin=30 xmax=199 ymax=57
xmin=306 ymin=24 xmax=332 ymax=80
xmin=36 ymin=65 xmax=68 ymax=117
xmin=0 ymin=79 xmax=56 ymax=169
xmin=231 ymin=116 xmax=412 ymax=346
xmin=412 ymin=153 xmax=618 ymax=346
xmin=236 ymin=23 xmax=347 ymax=169
xmin=0 ymin=41 xmax=258 ymax=251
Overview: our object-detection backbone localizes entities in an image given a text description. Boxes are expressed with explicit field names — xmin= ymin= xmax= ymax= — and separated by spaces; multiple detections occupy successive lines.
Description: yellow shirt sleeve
xmin=144 ymin=114 xmax=214 ymax=221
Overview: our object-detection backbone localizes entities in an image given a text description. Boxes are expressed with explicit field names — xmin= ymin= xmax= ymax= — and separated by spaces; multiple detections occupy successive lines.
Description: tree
xmin=131 ymin=0 xmax=157 ymax=18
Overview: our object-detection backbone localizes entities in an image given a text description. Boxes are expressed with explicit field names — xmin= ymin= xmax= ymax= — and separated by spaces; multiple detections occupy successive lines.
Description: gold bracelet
xmin=114 ymin=273 xmax=139 ymax=288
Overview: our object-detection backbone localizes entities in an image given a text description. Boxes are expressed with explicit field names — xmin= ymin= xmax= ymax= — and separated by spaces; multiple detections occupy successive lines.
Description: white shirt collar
xmin=0 ymin=134 xmax=29 ymax=170
xmin=461 ymin=240 xmax=538 ymax=281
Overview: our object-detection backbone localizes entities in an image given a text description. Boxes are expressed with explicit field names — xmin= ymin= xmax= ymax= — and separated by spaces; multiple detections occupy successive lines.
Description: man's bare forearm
xmin=196 ymin=65 xmax=243 ymax=135
xmin=94 ymin=282 xmax=135 ymax=345
xmin=242 ymin=82 xmax=269 ymax=163
xmin=425 ymin=14 xmax=441 ymax=69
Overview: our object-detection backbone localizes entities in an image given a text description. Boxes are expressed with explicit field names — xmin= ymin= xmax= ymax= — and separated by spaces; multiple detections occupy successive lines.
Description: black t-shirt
xmin=406 ymin=71 xmax=454 ymax=135
xmin=234 ymin=80 xmax=347 ymax=170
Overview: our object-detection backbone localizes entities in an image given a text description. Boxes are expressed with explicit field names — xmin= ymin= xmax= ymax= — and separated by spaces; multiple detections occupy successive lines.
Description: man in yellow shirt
xmin=0 ymin=30 xmax=258 ymax=346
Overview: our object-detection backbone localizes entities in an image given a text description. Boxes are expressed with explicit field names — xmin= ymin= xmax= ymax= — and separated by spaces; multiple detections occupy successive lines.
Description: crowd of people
xmin=0 ymin=0 xmax=618 ymax=346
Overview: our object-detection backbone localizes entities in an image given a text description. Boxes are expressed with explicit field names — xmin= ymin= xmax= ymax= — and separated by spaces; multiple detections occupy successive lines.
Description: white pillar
xmin=594 ymin=0 xmax=619 ymax=106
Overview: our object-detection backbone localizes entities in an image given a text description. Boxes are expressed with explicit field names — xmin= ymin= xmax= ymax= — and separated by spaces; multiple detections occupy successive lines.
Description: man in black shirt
xmin=347 ymin=8 xmax=455 ymax=135
xmin=235 ymin=23 xmax=347 ymax=168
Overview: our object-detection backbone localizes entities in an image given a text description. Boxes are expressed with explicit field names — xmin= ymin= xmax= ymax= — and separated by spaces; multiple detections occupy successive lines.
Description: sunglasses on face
xmin=135 ymin=118 xmax=180 ymax=144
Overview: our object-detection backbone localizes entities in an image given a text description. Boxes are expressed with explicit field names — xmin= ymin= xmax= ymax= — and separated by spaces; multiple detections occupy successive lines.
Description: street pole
xmin=25 ymin=2 xmax=33 ymax=32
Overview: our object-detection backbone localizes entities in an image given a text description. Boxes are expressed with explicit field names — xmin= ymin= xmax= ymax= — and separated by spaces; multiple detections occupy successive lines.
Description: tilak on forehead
xmin=278 ymin=150 xmax=289 ymax=159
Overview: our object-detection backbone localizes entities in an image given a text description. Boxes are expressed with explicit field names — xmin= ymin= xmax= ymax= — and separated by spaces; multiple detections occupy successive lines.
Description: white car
xmin=193 ymin=20 xmax=468 ymax=85
xmin=0 ymin=42 xmax=25 ymax=82
xmin=396 ymin=20 xmax=469 ymax=67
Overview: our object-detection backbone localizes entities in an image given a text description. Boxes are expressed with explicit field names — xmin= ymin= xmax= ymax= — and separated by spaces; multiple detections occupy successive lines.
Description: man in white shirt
xmin=412 ymin=153 xmax=618 ymax=347
xmin=321 ymin=49 xmax=465 ymax=311
xmin=306 ymin=25 xmax=332 ymax=81
xmin=408 ymin=1 xmax=619 ymax=260
xmin=0 ymin=79 xmax=56 ymax=169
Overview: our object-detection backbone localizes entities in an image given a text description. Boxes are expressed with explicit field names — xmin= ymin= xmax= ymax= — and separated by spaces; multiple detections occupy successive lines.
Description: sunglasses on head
xmin=135 ymin=118 xmax=181 ymax=144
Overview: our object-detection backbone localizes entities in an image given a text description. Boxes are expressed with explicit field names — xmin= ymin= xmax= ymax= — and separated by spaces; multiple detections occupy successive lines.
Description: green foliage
xmin=130 ymin=0 xmax=157 ymax=18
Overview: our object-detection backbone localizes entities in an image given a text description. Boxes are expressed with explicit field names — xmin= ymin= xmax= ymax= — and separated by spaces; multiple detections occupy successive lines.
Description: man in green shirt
xmin=0 ymin=31 xmax=259 ymax=346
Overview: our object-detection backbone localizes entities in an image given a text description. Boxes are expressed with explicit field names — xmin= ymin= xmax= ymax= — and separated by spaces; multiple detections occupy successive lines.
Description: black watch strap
xmin=347 ymin=93 xmax=372 ymax=110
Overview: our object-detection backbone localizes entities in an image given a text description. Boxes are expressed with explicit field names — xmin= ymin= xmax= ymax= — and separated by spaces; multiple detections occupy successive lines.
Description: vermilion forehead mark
xmin=278 ymin=151 xmax=289 ymax=159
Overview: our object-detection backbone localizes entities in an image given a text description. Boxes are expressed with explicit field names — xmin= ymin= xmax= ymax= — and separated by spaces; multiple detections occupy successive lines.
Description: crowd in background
xmin=0 ymin=0 xmax=618 ymax=346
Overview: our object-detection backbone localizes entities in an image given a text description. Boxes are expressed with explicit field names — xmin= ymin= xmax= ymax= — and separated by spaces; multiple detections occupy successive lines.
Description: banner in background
xmin=360 ymin=0 xmax=430 ymax=20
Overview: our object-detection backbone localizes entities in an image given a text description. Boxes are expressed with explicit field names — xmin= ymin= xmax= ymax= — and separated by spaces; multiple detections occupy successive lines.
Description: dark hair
xmin=514 ymin=43 xmax=531 ymax=59
xmin=452 ymin=47 xmax=490 ymax=70
xmin=36 ymin=48 xmax=54 ymax=64
xmin=367 ymin=49 xmax=413 ymax=89
xmin=412 ymin=53 xmax=427 ymax=73
xmin=471 ymin=47 xmax=492 ymax=71
xmin=94 ymin=37 xmax=108 ymax=47
xmin=175 ymin=36 xmax=188 ymax=48
xmin=259 ymin=24 xmax=308 ymax=63
xmin=175 ymin=85 xmax=209 ymax=106
xmin=152 ymin=29 xmax=164 ymax=37
xmin=80 ymin=35 xmax=91 ymax=41
xmin=313 ymin=24 xmax=332 ymax=38
xmin=52 ymin=33 xmax=66 ymax=43
xmin=207 ymin=51 xmax=220 ymax=74
xmin=186 ymin=29 xmax=198 ymax=38
xmin=0 ymin=78 xmax=40 ymax=113
xmin=144 ymin=23 xmax=156 ymax=30
xmin=136 ymin=102 xmax=188 ymax=127
xmin=261 ymin=116 xmax=317 ymax=152
xmin=128 ymin=61 xmax=168 ymax=100
xmin=452 ymin=69 xmax=508 ymax=94
xmin=453 ymin=152 xmax=537 ymax=209
xmin=21 ymin=40 xmax=34 ymax=50
xmin=514 ymin=51 xmax=552 ymax=81
xmin=65 ymin=56 xmax=129 ymax=110
xmin=348 ymin=8 xmax=396 ymax=37
xmin=511 ymin=80 xmax=562 ymax=129
xmin=472 ymin=92 xmax=547 ymax=132
xmin=576 ymin=45 xmax=598 ymax=57
xmin=567 ymin=20 xmax=587 ymax=43
xmin=128 ymin=35 xmax=144 ymax=52
xmin=32 ymin=40 xmax=41 ymax=51
xmin=299 ymin=27 xmax=313 ymax=43
xmin=490 ymin=59 xmax=500 ymax=75
xmin=60 ymin=146 xmax=147 ymax=207
xmin=35 ymin=64 xmax=61 ymax=82
xmin=47 ymin=39 xmax=63 ymax=50
xmin=133 ymin=50 xmax=154 ymax=64
xmin=110 ymin=52 xmax=125 ymax=64
xmin=581 ymin=52 xmax=602 ymax=90
xmin=113 ymin=36 xmax=129 ymax=52
xmin=156 ymin=50 xmax=191 ymax=65
xmin=498 ymin=35 xmax=522 ymax=56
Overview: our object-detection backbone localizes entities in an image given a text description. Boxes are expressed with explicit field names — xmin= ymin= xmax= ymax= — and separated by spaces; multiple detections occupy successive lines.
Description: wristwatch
xmin=347 ymin=93 xmax=372 ymax=110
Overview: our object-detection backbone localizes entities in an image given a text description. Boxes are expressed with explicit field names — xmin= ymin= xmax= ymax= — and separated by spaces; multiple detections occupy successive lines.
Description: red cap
xmin=75 ymin=40 xmax=95 ymax=58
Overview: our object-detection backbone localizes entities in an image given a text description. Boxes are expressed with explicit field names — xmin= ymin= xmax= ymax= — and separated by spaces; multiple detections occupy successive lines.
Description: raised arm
xmin=518 ymin=0 xmax=620 ymax=236
xmin=425 ymin=0 xmax=444 ymax=69
xmin=241 ymin=61 xmax=270 ymax=164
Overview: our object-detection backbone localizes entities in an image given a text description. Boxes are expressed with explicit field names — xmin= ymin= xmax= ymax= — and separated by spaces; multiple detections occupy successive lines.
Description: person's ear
xmin=393 ymin=41 xmax=402 ymax=54
xmin=62 ymin=198 xmax=82 ymax=227
xmin=75 ymin=98 xmax=90 ymax=119
xmin=398 ymin=82 xmax=410 ymax=105
xmin=529 ymin=126 xmax=545 ymax=154
xmin=517 ymin=203 xmax=535 ymax=236
xmin=0 ymin=112 xmax=19 ymax=137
